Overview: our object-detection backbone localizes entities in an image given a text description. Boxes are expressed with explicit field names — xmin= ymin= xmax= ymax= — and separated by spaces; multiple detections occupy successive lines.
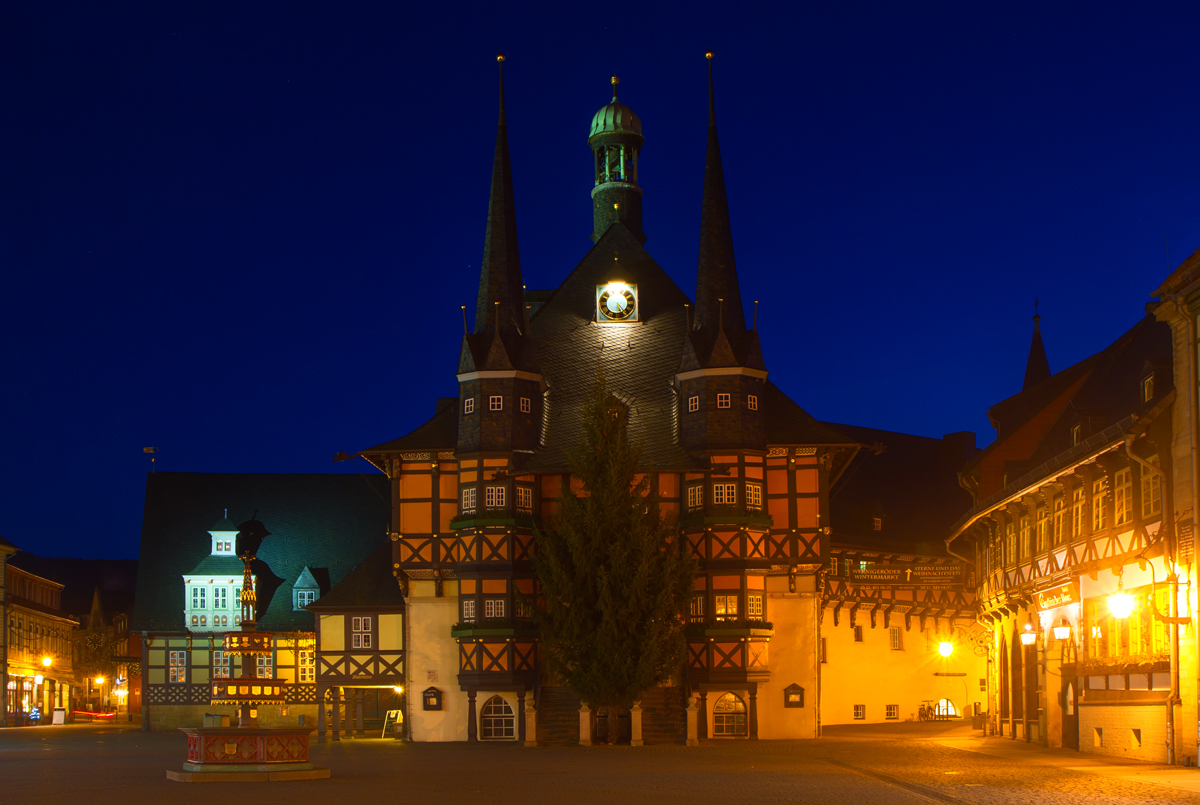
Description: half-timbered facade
xmin=948 ymin=313 xmax=1179 ymax=761
xmin=129 ymin=472 xmax=388 ymax=730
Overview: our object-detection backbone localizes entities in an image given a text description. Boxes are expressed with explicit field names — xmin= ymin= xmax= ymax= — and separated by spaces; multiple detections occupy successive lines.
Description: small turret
xmin=1022 ymin=303 xmax=1051 ymax=390
xmin=589 ymin=76 xmax=646 ymax=243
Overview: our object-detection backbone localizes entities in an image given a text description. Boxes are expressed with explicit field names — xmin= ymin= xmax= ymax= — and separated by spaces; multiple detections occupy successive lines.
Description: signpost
xmin=846 ymin=564 xmax=963 ymax=590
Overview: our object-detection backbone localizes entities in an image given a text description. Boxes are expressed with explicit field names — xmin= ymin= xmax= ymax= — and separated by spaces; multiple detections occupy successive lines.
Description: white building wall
xmin=406 ymin=579 xmax=466 ymax=742
xmin=1079 ymin=704 xmax=1168 ymax=762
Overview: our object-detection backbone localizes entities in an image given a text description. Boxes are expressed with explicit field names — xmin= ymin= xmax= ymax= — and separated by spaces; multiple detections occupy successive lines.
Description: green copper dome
xmin=589 ymin=78 xmax=642 ymax=139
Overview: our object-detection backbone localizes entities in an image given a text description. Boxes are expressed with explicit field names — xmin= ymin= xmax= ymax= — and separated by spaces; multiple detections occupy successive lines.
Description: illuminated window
xmin=716 ymin=393 xmax=731 ymax=409
xmin=747 ymin=395 xmax=758 ymax=411
xmin=714 ymin=594 xmax=738 ymax=620
xmin=1114 ymin=468 xmax=1132 ymax=526
xmin=1052 ymin=498 xmax=1065 ymax=546
xmin=935 ymin=699 xmax=957 ymax=717
xmin=1019 ymin=516 xmax=1031 ymax=558
xmin=688 ymin=395 xmax=699 ymax=412
xmin=829 ymin=557 xmax=839 ymax=576
xmin=214 ymin=587 xmax=227 ymax=609
xmin=463 ymin=397 xmax=475 ymax=415
xmin=713 ymin=693 xmax=747 ymax=736
xmin=168 ymin=650 xmax=186 ymax=683
xmin=1092 ymin=479 xmax=1107 ymax=531
xmin=886 ymin=704 xmax=899 ymax=720
xmin=298 ymin=650 xmax=315 ymax=683
xmin=199 ymin=615 xmax=206 ymax=626
xmin=853 ymin=704 xmax=865 ymax=720
xmin=746 ymin=483 xmax=762 ymax=509
xmin=462 ymin=487 xmax=477 ymax=512
xmin=687 ymin=485 xmax=704 ymax=510
xmin=461 ymin=599 xmax=476 ymax=623
xmin=1005 ymin=521 xmax=1016 ymax=564
xmin=489 ymin=395 xmax=503 ymax=411
xmin=485 ymin=486 xmax=506 ymax=508
xmin=853 ymin=625 xmax=863 ymax=643
xmin=219 ymin=615 xmax=228 ymax=626
xmin=1142 ymin=456 xmax=1162 ymax=518
xmin=480 ymin=695 xmax=515 ymax=740
xmin=484 ymin=599 xmax=505 ymax=619
xmin=1036 ymin=508 xmax=1048 ymax=553
xmin=889 ymin=626 xmax=903 ymax=650
xmin=1072 ymin=487 xmax=1085 ymax=537
xmin=713 ymin=483 xmax=736 ymax=505
xmin=257 ymin=655 xmax=273 ymax=674
xmin=212 ymin=650 xmax=230 ymax=679
xmin=352 ymin=616 xmax=372 ymax=649
xmin=515 ymin=486 xmax=533 ymax=511
xmin=190 ymin=615 xmax=198 ymax=627
xmin=1142 ymin=374 xmax=1154 ymax=402
xmin=520 ymin=396 xmax=530 ymax=413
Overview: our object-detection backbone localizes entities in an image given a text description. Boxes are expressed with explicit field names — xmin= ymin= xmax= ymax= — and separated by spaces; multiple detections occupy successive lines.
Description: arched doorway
xmin=712 ymin=693 xmax=747 ymax=737
xmin=1010 ymin=625 xmax=1024 ymax=737
xmin=935 ymin=698 xmax=957 ymax=718
xmin=999 ymin=635 xmax=1009 ymax=723
xmin=480 ymin=695 xmax=515 ymax=740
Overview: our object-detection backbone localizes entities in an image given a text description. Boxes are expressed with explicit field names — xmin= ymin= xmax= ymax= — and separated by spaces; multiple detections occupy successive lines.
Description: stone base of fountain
xmin=166 ymin=727 xmax=331 ymax=783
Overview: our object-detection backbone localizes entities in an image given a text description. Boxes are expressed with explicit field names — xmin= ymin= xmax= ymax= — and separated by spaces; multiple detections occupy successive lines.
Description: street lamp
xmin=41 ymin=656 xmax=52 ymax=668
xmin=1108 ymin=577 xmax=1135 ymax=619
xmin=1020 ymin=620 xmax=1036 ymax=646
xmin=94 ymin=677 xmax=105 ymax=685
xmin=937 ymin=641 xmax=954 ymax=657
xmin=1052 ymin=617 xmax=1071 ymax=641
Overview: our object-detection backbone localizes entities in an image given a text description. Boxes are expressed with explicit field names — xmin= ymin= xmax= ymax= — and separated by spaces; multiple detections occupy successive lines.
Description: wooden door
xmin=1061 ymin=678 xmax=1078 ymax=750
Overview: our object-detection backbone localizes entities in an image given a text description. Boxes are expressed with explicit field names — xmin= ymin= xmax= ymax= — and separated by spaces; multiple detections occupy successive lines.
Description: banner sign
xmin=846 ymin=563 xmax=963 ymax=589
xmin=1035 ymin=582 xmax=1078 ymax=612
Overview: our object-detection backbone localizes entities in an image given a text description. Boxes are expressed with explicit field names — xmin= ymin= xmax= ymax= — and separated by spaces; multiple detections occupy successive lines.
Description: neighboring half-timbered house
xmin=129 ymin=473 xmax=388 ymax=730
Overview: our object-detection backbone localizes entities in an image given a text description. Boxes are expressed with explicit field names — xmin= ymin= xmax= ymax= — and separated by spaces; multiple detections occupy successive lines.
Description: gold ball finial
xmin=611 ymin=75 xmax=619 ymax=85
xmin=497 ymin=54 xmax=505 ymax=63
xmin=705 ymin=51 xmax=713 ymax=60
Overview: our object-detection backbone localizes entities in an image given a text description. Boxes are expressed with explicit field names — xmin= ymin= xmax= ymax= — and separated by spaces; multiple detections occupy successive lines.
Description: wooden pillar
xmin=140 ymin=633 xmax=150 ymax=731
xmin=466 ymin=688 xmax=477 ymax=742
xmin=316 ymin=684 xmax=326 ymax=743
xmin=355 ymin=688 xmax=364 ymax=737
xmin=698 ymin=690 xmax=708 ymax=741
xmin=331 ymin=687 xmax=341 ymax=741
xmin=748 ymin=684 xmax=759 ymax=739
xmin=517 ymin=690 xmax=526 ymax=744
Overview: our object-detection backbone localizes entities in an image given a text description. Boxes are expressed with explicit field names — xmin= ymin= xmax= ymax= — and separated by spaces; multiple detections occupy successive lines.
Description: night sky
xmin=3 ymin=3 xmax=1199 ymax=559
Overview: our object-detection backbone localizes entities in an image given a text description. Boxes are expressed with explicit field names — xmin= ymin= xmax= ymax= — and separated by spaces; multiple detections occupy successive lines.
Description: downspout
xmin=1126 ymin=431 xmax=1177 ymax=765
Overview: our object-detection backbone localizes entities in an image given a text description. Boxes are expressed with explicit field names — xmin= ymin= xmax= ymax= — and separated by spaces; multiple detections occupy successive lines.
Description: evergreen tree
xmin=533 ymin=377 xmax=696 ymax=742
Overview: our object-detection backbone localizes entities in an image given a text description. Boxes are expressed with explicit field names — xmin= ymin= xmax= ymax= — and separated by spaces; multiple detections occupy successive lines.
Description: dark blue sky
xmin=3 ymin=2 xmax=1198 ymax=559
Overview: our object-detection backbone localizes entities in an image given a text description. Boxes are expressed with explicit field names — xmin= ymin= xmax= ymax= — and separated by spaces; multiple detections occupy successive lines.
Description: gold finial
xmin=497 ymin=54 xmax=505 ymax=63
xmin=705 ymin=51 xmax=713 ymax=60
xmin=611 ymin=75 xmax=619 ymax=85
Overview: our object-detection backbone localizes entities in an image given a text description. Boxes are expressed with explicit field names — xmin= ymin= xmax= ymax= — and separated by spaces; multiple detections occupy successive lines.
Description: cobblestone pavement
xmin=2 ymin=721 xmax=1197 ymax=804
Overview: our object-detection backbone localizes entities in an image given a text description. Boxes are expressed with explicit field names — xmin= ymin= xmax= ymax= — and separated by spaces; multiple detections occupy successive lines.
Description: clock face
xmin=597 ymin=282 xmax=638 ymax=322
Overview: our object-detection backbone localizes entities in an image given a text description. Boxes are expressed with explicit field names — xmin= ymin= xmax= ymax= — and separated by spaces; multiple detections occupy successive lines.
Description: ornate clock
xmin=596 ymin=282 xmax=638 ymax=323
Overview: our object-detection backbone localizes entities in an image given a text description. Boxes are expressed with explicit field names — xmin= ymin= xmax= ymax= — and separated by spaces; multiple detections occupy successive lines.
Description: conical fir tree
xmin=533 ymin=376 xmax=697 ymax=742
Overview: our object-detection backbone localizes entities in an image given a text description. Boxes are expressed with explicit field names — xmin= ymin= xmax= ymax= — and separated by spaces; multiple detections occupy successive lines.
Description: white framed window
xmin=713 ymin=693 xmax=748 ymax=736
xmin=889 ymin=626 xmax=903 ymax=650
xmin=714 ymin=594 xmax=738 ymax=620
xmin=298 ymin=649 xmax=315 ymax=683
xmin=688 ymin=395 xmax=699 ymax=413
xmin=1143 ymin=456 xmax=1163 ymax=517
xmin=716 ymin=393 xmax=731 ymax=409
xmin=169 ymin=650 xmax=186 ymax=683
xmin=687 ymin=485 xmax=704 ymax=510
xmin=516 ymin=486 xmax=533 ymax=511
xmin=257 ymin=655 xmax=273 ymax=674
xmin=484 ymin=598 xmax=505 ymax=619
xmin=462 ymin=599 xmax=476 ymax=623
xmin=1053 ymin=498 xmax=1065 ymax=546
xmin=485 ymin=486 xmax=506 ymax=508
xmin=689 ymin=596 xmax=705 ymax=618
xmin=1092 ymin=479 xmax=1107 ymax=531
xmin=886 ymin=704 xmax=899 ymax=720
xmin=747 ymin=593 xmax=763 ymax=618
xmin=191 ymin=586 xmax=206 ymax=609
xmin=462 ymin=487 xmax=477 ymax=512
xmin=480 ymin=695 xmax=515 ymax=740
xmin=352 ymin=616 xmax=372 ymax=649
xmin=463 ymin=397 xmax=475 ymax=415
xmin=214 ymin=587 xmax=227 ymax=609
xmin=713 ymin=483 xmax=736 ymax=505
xmin=296 ymin=589 xmax=316 ymax=609
xmin=853 ymin=704 xmax=865 ymax=720
xmin=853 ymin=625 xmax=863 ymax=643
xmin=1114 ymin=468 xmax=1132 ymax=526
xmin=746 ymin=483 xmax=762 ymax=509
xmin=747 ymin=395 xmax=758 ymax=410
xmin=1036 ymin=507 xmax=1048 ymax=552
xmin=212 ymin=650 xmax=230 ymax=679
xmin=520 ymin=396 xmax=531 ymax=413
xmin=489 ymin=395 xmax=503 ymax=411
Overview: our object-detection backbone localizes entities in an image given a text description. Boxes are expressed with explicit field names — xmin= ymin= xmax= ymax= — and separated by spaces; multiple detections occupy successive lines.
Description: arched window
xmin=713 ymin=693 xmax=747 ymax=736
xmin=480 ymin=696 xmax=515 ymax=740
xmin=935 ymin=698 xmax=957 ymax=717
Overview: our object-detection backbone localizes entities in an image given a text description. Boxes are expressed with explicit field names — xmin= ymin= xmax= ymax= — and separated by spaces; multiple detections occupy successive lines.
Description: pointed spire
xmin=694 ymin=52 xmax=745 ymax=335
xmin=473 ymin=54 xmax=525 ymax=335
xmin=1022 ymin=300 xmax=1051 ymax=390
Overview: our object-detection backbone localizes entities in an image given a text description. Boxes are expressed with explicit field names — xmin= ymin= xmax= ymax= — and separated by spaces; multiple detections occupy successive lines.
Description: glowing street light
xmin=937 ymin=642 xmax=954 ymax=657
xmin=41 ymin=656 xmax=52 ymax=668
xmin=393 ymin=686 xmax=404 ymax=694
xmin=1108 ymin=578 xmax=1135 ymax=620
xmin=1052 ymin=617 xmax=1072 ymax=641
xmin=94 ymin=677 xmax=105 ymax=685
xmin=1020 ymin=620 xmax=1036 ymax=646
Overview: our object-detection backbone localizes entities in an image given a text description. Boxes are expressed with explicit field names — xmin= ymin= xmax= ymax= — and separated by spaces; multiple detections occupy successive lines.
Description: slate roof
xmin=824 ymin=423 xmax=975 ymax=553
xmin=361 ymin=398 xmax=458 ymax=454
xmin=184 ymin=556 xmax=246 ymax=576
xmin=307 ymin=542 xmax=405 ymax=610
xmin=6 ymin=554 xmax=138 ymax=620
xmin=765 ymin=382 xmax=859 ymax=446
xmin=131 ymin=473 xmax=389 ymax=633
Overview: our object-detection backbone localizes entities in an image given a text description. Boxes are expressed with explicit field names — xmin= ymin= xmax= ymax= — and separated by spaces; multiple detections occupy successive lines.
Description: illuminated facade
xmin=2 ymin=551 xmax=78 ymax=724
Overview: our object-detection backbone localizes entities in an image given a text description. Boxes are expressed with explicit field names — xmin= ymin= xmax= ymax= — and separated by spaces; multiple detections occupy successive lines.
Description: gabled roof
xmin=1153 ymin=245 xmax=1200 ymax=297
xmin=764 ymin=382 xmax=858 ymax=446
xmin=294 ymin=566 xmax=320 ymax=591
xmin=307 ymin=542 xmax=405 ymax=610
xmin=131 ymin=473 xmax=389 ymax=633
xmin=360 ymin=398 xmax=459 ymax=455
xmin=0 ymin=534 xmax=17 ymax=553
xmin=184 ymin=555 xmax=245 ymax=576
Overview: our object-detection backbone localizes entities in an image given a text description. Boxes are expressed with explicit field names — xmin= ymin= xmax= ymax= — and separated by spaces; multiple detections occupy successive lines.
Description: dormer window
xmin=296 ymin=590 xmax=316 ymax=609
xmin=292 ymin=566 xmax=321 ymax=611
xmin=1142 ymin=374 xmax=1154 ymax=403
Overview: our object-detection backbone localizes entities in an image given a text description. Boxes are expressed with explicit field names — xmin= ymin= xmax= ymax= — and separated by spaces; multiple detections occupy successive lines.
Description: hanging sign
xmin=1035 ymin=581 xmax=1078 ymax=611
xmin=846 ymin=564 xmax=963 ymax=589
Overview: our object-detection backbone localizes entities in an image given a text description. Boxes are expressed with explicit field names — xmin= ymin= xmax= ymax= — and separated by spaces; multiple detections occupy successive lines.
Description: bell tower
xmin=589 ymin=77 xmax=646 ymax=243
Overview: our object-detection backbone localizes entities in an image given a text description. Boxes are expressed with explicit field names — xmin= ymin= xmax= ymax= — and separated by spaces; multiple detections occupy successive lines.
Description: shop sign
xmin=1035 ymin=582 xmax=1078 ymax=611
xmin=847 ymin=564 xmax=963 ymax=589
